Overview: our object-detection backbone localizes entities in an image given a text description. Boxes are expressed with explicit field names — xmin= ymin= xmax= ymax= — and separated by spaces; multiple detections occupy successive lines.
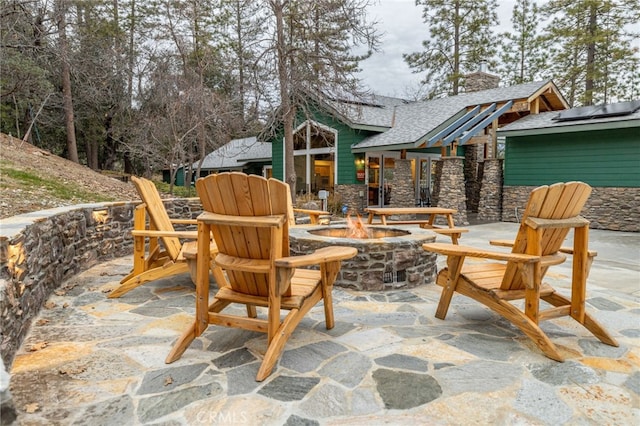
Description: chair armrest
xmin=489 ymin=240 xmax=597 ymax=257
xmin=422 ymin=243 xmax=539 ymax=263
xmin=489 ymin=239 xmax=513 ymax=248
xmin=131 ymin=230 xmax=198 ymax=239
xmin=170 ymin=218 xmax=197 ymax=225
xmin=558 ymin=247 xmax=598 ymax=257
xmin=293 ymin=208 xmax=330 ymax=216
xmin=275 ymin=246 xmax=358 ymax=268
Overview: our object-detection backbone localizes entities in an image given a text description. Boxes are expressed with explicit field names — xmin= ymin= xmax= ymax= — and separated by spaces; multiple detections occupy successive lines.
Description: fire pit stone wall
xmin=289 ymin=225 xmax=437 ymax=291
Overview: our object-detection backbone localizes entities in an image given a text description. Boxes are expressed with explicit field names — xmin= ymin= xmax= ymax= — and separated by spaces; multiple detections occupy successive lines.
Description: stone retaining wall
xmin=0 ymin=197 xmax=202 ymax=366
xmin=502 ymin=186 xmax=639 ymax=232
xmin=0 ymin=197 xmax=204 ymax=420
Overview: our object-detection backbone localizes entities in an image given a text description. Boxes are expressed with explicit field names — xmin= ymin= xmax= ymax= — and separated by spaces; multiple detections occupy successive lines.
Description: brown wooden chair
xmin=109 ymin=176 xmax=216 ymax=298
xmin=166 ymin=172 xmax=357 ymax=381
xmin=423 ymin=182 xmax=618 ymax=361
xmin=292 ymin=207 xmax=331 ymax=225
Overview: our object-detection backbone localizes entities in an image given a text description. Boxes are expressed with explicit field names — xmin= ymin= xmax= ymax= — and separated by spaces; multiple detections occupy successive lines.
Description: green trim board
xmin=504 ymin=128 xmax=639 ymax=187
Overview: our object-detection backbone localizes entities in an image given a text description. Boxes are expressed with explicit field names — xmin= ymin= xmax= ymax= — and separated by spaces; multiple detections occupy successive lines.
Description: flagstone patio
xmin=7 ymin=223 xmax=640 ymax=425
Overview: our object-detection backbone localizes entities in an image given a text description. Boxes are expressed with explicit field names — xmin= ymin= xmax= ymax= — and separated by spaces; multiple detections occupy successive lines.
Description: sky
xmin=356 ymin=0 xmax=524 ymax=97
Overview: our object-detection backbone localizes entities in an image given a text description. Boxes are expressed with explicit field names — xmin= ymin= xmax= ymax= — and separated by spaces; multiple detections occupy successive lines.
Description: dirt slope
xmin=1 ymin=133 xmax=139 ymax=219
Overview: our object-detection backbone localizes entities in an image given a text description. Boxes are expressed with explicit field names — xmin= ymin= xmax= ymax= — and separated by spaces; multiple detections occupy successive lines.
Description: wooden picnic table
xmin=365 ymin=207 xmax=468 ymax=244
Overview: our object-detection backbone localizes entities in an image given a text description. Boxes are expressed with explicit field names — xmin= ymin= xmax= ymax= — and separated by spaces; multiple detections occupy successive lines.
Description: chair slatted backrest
xmin=131 ymin=176 xmax=183 ymax=261
xmin=502 ymin=182 xmax=592 ymax=290
xmin=196 ymin=173 xmax=292 ymax=297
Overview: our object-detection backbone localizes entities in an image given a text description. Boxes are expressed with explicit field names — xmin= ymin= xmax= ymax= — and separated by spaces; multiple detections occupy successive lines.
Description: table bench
xmin=366 ymin=207 xmax=468 ymax=244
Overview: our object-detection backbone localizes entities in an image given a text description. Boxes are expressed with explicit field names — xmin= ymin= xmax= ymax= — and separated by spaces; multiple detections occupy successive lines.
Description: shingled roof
xmin=498 ymin=100 xmax=640 ymax=136
xmin=196 ymin=137 xmax=271 ymax=170
xmin=332 ymin=80 xmax=567 ymax=152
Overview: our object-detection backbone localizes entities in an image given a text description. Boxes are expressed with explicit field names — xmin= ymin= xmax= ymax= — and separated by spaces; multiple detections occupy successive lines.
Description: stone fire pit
xmin=289 ymin=224 xmax=437 ymax=291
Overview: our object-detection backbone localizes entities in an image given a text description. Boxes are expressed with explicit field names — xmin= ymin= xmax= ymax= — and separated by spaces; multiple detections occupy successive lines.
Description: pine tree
xmin=542 ymin=0 xmax=640 ymax=106
xmin=498 ymin=0 xmax=547 ymax=85
xmin=403 ymin=0 xmax=499 ymax=98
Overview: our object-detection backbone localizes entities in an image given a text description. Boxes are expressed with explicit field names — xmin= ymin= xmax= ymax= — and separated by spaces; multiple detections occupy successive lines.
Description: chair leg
xmin=542 ymin=293 xmax=619 ymax=347
xmin=166 ymin=298 xmax=231 ymax=363
xmin=246 ymin=305 xmax=257 ymax=318
xmin=256 ymin=290 xmax=323 ymax=381
xmin=256 ymin=308 xmax=304 ymax=382
xmin=321 ymin=262 xmax=340 ymax=329
xmin=165 ymin=321 xmax=196 ymax=363
xmin=109 ymin=262 xmax=190 ymax=298
xmin=455 ymin=280 xmax=564 ymax=361
xmin=435 ymin=256 xmax=464 ymax=319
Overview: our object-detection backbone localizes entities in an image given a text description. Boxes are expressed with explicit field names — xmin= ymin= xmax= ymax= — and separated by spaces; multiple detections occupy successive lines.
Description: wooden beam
xmin=538 ymin=94 xmax=552 ymax=111
xmin=510 ymin=100 xmax=529 ymax=112
xmin=465 ymin=135 xmax=491 ymax=145
xmin=459 ymin=101 xmax=513 ymax=145
xmin=491 ymin=119 xmax=498 ymax=158
xmin=531 ymin=97 xmax=540 ymax=114
xmin=442 ymin=103 xmax=497 ymax=146
xmin=427 ymin=105 xmax=481 ymax=147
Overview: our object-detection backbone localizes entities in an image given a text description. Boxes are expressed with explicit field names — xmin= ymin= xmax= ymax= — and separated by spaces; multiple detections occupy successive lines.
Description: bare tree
xmin=0 ymin=1 xmax=54 ymax=144
xmin=53 ymin=0 xmax=78 ymax=162
xmin=266 ymin=0 xmax=380 ymax=199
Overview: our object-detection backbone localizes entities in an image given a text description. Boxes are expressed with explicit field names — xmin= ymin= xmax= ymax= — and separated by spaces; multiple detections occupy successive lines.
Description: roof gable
xmin=351 ymin=80 xmax=568 ymax=151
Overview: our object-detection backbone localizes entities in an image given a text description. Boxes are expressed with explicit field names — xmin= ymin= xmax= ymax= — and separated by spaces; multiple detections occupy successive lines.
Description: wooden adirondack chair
xmin=109 ymin=176 xmax=216 ymax=298
xmin=423 ymin=182 xmax=618 ymax=361
xmin=166 ymin=172 xmax=357 ymax=381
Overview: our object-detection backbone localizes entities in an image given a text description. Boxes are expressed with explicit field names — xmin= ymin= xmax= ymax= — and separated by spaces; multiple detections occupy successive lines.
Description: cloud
xmin=358 ymin=0 xmax=523 ymax=97
xmin=358 ymin=0 xmax=424 ymax=97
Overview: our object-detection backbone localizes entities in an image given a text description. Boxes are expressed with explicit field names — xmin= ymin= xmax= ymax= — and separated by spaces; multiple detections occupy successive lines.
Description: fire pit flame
xmin=346 ymin=213 xmax=371 ymax=239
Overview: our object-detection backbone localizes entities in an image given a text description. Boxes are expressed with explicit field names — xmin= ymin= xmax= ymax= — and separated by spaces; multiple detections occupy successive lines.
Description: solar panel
xmin=552 ymin=105 xmax=600 ymax=122
xmin=552 ymin=100 xmax=640 ymax=122
xmin=592 ymin=99 xmax=640 ymax=118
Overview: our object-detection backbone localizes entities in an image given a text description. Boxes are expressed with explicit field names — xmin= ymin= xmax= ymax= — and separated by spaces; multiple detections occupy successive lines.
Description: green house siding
xmin=338 ymin=129 xmax=373 ymax=184
xmin=504 ymin=127 xmax=640 ymax=187
xmin=270 ymin=107 xmax=379 ymax=185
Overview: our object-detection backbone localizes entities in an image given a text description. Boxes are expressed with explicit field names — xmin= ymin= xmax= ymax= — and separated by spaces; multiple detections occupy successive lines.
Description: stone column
xmin=478 ymin=158 xmax=503 ymax=222
xmin=335 ymin=184 xmax=368 ymax=215
xmin=389 ymin=159 xmax=414 ymax=208
xmin=433 ymin=157 xmax=468 ymax=225
xmin=464 ymin=145 xmax=482 ymax=212
xmin=431 ymin=160 xmax=443 ymax=206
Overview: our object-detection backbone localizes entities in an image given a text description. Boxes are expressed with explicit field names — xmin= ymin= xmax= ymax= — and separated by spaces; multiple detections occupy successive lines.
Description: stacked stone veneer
xmin=0 ymin=197 xmax=202 ymax=366
xmin=289 ymin=226 xmax=436 ymax=291
xmin=502 ymin=186 xmax=639 ymax=232
xmin=464 ymin=145 xmax=483 ymax=212
xmin=477 ymin=159 xmax=503 ymax=222
xmin=388 ymin=159 xmax=415 ymax=209
xmin=464 ymin=71 xmax=501 ymax=92
xmin=335 ymin=183 xmax=368 ymax=214
xmin=431 ymin=157 xmax=469 ymax=226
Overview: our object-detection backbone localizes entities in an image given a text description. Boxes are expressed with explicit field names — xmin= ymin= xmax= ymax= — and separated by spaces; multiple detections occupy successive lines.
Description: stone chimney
xmin=464 ymin=62 xmax=500 ymax=92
